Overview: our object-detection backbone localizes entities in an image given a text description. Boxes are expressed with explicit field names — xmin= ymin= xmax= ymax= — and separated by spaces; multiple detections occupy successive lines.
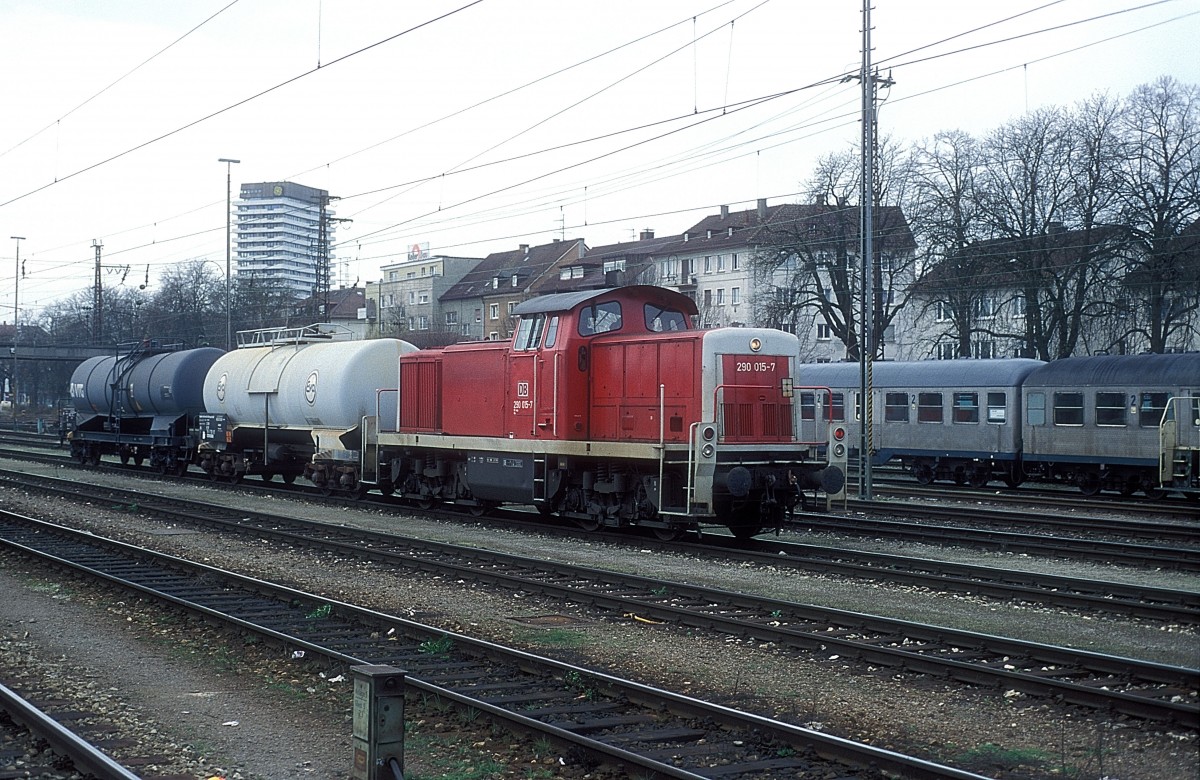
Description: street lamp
xmin=218 ymin=158 xmax=240 ymax=349
xmin=9 ymin=235 xmax=24 ymax=427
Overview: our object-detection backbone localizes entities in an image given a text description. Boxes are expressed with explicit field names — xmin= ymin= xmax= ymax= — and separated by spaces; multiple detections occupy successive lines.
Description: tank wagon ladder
xmin=1161 ymin=395 xmax=1200 ymax=495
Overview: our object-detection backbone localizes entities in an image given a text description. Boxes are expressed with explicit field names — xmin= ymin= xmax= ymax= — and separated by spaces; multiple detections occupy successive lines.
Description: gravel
xmin=0 ymin=460 xmax=1196 ymax=780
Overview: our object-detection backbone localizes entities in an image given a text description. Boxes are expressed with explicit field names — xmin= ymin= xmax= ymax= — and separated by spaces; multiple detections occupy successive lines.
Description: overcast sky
xmin=0 ymin=0 xmax=1196 ymax=321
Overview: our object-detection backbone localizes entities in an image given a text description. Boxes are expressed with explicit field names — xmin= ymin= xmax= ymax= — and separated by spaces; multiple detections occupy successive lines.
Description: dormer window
xmin=492 ymin=276 xmax=501 ymax=289
xmin=511 ymin=274 xmax=519 ymax=287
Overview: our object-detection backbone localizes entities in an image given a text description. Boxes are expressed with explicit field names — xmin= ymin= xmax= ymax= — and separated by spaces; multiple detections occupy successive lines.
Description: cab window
xmin=513 ymin=314 xmax=546 ymax=351
xmin=644 ymin=304 xmax=689 ymax=332
xmin=578 ymin=301 xmax=622 ymax=336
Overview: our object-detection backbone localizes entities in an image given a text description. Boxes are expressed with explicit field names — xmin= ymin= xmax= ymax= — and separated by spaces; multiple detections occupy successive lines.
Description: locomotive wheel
xmin=913 ymin=463 xmax=934 ymax=485
xmin=1076 ymin=472 xmax=1102 ymax=496
xmin=574 ymin=516 xmax=602 ymax=532
xmin=349 ymin=483 xmax=370 ymax=500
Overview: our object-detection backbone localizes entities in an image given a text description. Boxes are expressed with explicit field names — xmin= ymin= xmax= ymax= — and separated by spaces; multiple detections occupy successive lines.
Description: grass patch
xmin=955 ymin=742 xmax=1050 ymax=771
xmin=513 ymin=627 xmax=587 ymax=649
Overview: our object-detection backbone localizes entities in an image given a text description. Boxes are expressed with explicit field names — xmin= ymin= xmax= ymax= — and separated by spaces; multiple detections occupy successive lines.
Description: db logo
xmin=516 ymin=382 xmax=530 ymax=398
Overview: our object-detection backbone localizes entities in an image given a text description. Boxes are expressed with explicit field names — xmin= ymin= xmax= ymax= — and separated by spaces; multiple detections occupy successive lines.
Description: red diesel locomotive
xmin=361 ymin=286 xmax=845 ymax=538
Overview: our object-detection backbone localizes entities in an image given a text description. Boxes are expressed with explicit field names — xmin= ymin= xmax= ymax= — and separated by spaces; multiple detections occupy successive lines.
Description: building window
xmin=1013 ymin=294 xmax=1026 ymax=318
xmin=603 ymin=259 xmax=625 ymax=273
xmin=937 ymin=343 xmax=957 ymax=360
xmin=507 ymin=301 xmax=516 ymax=314
xmin=716 ymin=255 xmax=725 ymax=272
xmin=704 ymin=256 xmax=712 ymax=273
xmin=417 ymin=315 xmax=429 ymax=330
xmin=716 ymin=288 xmax=724 ymax=305
xmin=445 ymin=311 xmax=458 ymax=325
xmin=936 ymin=302 xmax=951 ymax=322
xmin=419 ymin=292 xmax=429 ymax=304
xmin=731 ymin=253 xmax=739 ymax=271
xmin=972 ymin=340 xmax=995 ymax=359
xmin=973 ymin=297 xmax=997 ymax=318
xmin=474 ymin=308 xmax=482 ymax=323
xmin=731 ymin=287 xmax=740 ymax=305
xmin=816 ymin=323 xmax=831 ymax=341
xmin=408 ymin=291 xmax=416 ymax=305
xmin=489 ymin=303 xmax=499 ymax=320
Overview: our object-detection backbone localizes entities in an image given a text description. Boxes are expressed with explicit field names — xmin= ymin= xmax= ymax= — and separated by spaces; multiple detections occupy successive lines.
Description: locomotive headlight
xmin=701 ymin=443 xmax=715 ymax=458
xmin=749 ymin=337 xmax=762 ymax=352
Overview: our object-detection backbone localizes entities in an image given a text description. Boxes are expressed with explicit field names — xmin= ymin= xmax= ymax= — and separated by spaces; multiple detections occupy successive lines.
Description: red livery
xmin=368 ymin=286 xmax=845 ymax=538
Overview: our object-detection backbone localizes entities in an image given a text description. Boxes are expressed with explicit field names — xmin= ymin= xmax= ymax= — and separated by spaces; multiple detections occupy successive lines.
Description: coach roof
xmin=1023 ymin=353 xmax=1200 ymax=388
xmin=801 ymin=359 xmax=1046 ymax=389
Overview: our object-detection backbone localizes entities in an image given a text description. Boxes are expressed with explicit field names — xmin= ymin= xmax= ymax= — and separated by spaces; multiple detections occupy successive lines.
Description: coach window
xmin=1139 ymin=392 xmax=1169 ymax=427
xmin=1027 ymin=392 xmax=1046 ymax=426
xmin=952 ymin=392 xmax=979 ymax=423
xmin=829 ymin=392 xmax=846 ymax=422
xmin=578 ymin=301 xmax=622 ymax=336
xmin=1053 ymin=392 xmax=1084 ymax=426
xmin=800 ymin=392 xmax=816 ymax=421
xmin=917 ymin=392 xmax=943 ymax=423
xmin=1095 ymin=391 xmax=1127 ymax=426
xmin=884 ymin=392 xmax=909 ymax=422
xmin=987 ymin=392 xmax=1007 ymax=423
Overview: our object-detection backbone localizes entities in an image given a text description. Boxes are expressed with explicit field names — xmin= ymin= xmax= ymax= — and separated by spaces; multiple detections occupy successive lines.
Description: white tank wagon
xmin=67 ymin=345 xmax=224 ymax=472
xmin=198 ymin=327 xmax=415 ymax=491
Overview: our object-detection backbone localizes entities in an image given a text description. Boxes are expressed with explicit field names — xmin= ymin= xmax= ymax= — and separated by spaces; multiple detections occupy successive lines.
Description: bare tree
xmin=1114 ymin=76 xmax=1200 ymax=353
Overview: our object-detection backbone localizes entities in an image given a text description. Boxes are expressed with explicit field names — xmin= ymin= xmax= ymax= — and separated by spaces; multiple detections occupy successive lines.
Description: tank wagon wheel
xmin=468 ymin=503 xmax=489 ymax=518
xmin=652 ymin=527 xmax=683 ymax=542
xmin=913 ymin=463 xmax=935 ymax=485
xmin=226 ymin=473 xmax=243 ymax=485
xmin=1076 ymin=472 xmax=1102 ymax=497
xmin=260 ymin=472 xmax=275 ymax=483
xmin=282 ymin=474 xmax=296 ymax=485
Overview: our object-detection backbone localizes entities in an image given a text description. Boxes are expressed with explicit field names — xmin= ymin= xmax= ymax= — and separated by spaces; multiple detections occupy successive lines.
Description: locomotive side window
xmin=952 ymin=392 xmax=979 ymax=424
xmin=917 ymin=392 xmax=943 ymax=423
xmin=1028 ymin=392 xmax=1046 ymax=425
xmin=513 ymin=314 xmax=546 ymax=351
xmin=579 ymin=301 xmax=622 ymax=336
xmin=544 ymin=316 xmax=559 ymax=348
xmin=644 ymin=304 xmax=689 ymax=332
xmin=1139 ymin=392 xmax=1169 ymax=427
xmin=1053 ymin=392 xmax=1084 ymax=426
xmin=987 ymin=392 xmax=1007 ymax=423
xmin=884 ymin=392 xmax=909 ymax=422
xmin=1095 ymin=391 xmax=1127 ymax=427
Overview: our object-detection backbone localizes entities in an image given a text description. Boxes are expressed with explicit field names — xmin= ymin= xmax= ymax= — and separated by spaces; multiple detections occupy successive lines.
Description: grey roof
xmin=513 ymin=285 xmax=699 ymax=317
xmin=799 ymin=359 xmax=1047 ymax=389
xmin=1023 ymin=354 xmax=1200 ymax=388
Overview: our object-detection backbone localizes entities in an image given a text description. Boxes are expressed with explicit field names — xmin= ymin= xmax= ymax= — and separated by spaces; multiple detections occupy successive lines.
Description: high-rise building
xmin=234 ymin=181 xmax=336 ymax=297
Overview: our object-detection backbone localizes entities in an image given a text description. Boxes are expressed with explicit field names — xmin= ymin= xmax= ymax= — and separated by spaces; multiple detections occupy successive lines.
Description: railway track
xmin=0 ymin=681 xmax=145 ymax=780
xmin=1 ymin=472 xmax=1196 ymax=729
xmin=4 ymin=465 xmax=1198 ymax=626
xmin=0 ymin=510 xmax=995 ymax=780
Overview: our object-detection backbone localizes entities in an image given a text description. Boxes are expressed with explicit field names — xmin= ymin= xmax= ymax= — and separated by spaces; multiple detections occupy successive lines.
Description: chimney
xmin=757 ymin=198 xmax=768 ymax=223
xmin=639 ymin=229 xmax=654 ymax=240
xmin=720 ymin=205 xmax=729 ymax=220
xmin=519 ymin=244 xmax=529 ymax=253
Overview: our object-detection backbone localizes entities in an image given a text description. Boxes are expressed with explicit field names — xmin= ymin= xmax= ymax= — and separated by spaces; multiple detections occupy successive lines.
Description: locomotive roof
xmin=799 ymin=359 xmax=1046 ymax=389
xmin=1023 ymin=353 xmax=1200 ymax=388
xmin=512 ymin=285 xmax=699 ymax=317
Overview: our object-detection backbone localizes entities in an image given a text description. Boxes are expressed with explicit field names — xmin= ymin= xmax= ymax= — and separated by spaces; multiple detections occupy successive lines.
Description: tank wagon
xmin=359 ymin=286 xmax=847 ymax=538
xmin=67 ymin=342 xmax=223 ymax=473
xmin=198 ymin=325 xmax=415 ymax=489
xmin=800 ymin=354 xmax=1199 ymax=499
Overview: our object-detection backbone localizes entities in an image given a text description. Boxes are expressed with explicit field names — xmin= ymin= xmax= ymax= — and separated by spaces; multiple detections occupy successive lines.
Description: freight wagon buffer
xmin=364 ymin=286 xmax=844 ymax=538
